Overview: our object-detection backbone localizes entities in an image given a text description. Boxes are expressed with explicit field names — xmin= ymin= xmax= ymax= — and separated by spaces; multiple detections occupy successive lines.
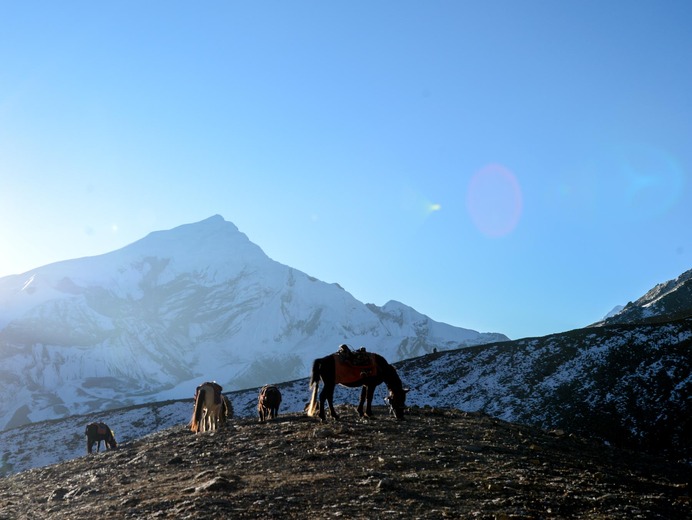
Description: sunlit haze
xmin=1 ymin=2 xmax=690 ymax=339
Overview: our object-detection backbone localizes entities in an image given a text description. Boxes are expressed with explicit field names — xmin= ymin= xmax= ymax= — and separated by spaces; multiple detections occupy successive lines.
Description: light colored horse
xmin=190 ymin=382 xmax=230 ymax=433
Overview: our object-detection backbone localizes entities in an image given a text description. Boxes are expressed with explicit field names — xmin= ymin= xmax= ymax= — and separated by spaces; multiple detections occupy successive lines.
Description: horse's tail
xmin=306 ymin=359 xmax=321 ymax=417
xmin=191 ymin=388 xmax=205 ymax=432
xmin=221 ymin=396 xmax=230 ymax=426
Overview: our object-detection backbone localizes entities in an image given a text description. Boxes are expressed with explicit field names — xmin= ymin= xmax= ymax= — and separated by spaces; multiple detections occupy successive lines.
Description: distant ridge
xmin=593 ymin=268 xmax=692 ymax=326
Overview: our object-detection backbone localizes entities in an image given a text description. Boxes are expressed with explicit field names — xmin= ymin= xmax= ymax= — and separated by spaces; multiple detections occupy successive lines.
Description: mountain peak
xmin=180 ymin=214 xmax=238 ymax=232
xmin=140 ymin=215 xmax=240 ymax=243
xmin=124 ymin=215 xmax=262 ymax=266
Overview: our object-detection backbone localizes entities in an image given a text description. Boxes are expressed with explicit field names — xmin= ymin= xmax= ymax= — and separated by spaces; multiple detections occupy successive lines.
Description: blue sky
xmin=1 ymin=1 xmax=690 ymax=339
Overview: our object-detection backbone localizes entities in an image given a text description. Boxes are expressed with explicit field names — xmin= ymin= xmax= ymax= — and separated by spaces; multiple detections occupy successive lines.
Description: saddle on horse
xmin=335 ymin=344 xmax=377 ymax=382
xmin=337 ymin=344 xmax=371 ymax=366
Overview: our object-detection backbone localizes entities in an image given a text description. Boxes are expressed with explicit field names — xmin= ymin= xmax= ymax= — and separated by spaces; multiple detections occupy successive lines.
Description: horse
xmin=190 ymin=381 xmax=231 ymax=433
xmin=306 ymin=347 xmax=409 ymax=421
xmin=85 ymin=422 xmax=117 ymax=454
xmin=257 ymin=384 xmax=282 ymax=422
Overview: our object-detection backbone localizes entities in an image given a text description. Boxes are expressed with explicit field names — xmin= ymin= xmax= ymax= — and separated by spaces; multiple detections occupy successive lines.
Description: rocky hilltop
xmin=0 ymin=408 xmax=689 ymax=519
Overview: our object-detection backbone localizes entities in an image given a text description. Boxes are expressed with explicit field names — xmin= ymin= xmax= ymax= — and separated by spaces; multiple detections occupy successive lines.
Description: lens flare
xmin=400 ymin=186 xmax=442 ymax=219
xmin=466 ymin=163 xmax=523 ymax=237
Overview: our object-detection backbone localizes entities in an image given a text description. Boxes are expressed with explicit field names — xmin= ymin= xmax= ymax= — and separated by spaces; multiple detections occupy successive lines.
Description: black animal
xmin=85 ymin=422 xmax=117 ymax=454
xmin=257 ymin=384 xmax=282 ymax=422
xmin=306 ymin=349 xmax=408 ymax=421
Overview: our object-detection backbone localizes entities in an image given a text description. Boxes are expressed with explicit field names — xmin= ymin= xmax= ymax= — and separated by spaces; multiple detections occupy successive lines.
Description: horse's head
xmin=385 ymin=387 xmax=409 ymax=420
xmin=108 ymin=429 xmax=118 ymax=449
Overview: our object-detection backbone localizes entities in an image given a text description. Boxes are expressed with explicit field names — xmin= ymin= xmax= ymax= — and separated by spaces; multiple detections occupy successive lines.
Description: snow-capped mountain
xmin=0 ymin=215 xmax=507 ymax=431
xmin=603 ymin=305 xmax=625 ymax=319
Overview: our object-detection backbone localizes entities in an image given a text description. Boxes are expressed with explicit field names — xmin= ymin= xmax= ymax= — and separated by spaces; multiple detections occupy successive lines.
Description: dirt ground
xmin=0 ymin=406 xmax=689 ymax=519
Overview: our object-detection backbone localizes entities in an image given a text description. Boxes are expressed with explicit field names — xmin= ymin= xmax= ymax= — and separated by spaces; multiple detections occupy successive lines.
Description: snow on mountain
xmin=2 ymin=264 xmax=689 ymax=476
xmin=0 ymin=215 xmax=507 ymax=431
xmin=1 ymin=316 xmax=688 ymax=477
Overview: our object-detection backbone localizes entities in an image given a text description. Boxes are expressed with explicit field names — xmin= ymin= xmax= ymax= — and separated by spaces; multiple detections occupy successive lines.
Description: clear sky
xmin=2 ymin=1 xmax=690 ymax=340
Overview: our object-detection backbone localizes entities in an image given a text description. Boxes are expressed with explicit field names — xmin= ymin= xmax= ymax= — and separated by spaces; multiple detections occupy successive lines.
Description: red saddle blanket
xmin=334 ymin=353 xmax=377 ymax=385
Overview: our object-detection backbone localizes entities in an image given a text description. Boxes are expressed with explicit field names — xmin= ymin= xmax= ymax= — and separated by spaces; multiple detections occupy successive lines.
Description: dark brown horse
xmin=85 ymin=422 xmax=117 ymax=454
xmin=257 ymin=384 xmax=282 ymax=422
xmin=306 ymin=349 xmax=408 ymax=421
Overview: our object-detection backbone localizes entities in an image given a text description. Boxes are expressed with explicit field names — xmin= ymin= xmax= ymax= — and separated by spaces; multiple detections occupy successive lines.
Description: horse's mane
xmin=374 ymin=353 xmax=404 ymax=392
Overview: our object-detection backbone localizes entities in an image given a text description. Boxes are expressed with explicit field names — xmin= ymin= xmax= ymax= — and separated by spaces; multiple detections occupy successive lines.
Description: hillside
xmin=396 ymin=317 xmax=692 ymax=460
xmin=1 ymin=408 xmax=689 ymax=519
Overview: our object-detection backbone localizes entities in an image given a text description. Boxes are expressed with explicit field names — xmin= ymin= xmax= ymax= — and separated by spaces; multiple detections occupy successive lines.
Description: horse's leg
xmin=320 ymin=383 xmax=338 ymax=421
xmin=317 ymin=387 xmax=328 ymax=421
xmin=357 ymin=386 xmax=367 ymax=417
xmin=364 ymin=385 xmax=377 ymax=417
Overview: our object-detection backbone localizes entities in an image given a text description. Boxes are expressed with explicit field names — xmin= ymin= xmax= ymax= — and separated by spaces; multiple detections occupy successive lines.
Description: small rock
xmin=196 ymin=476 xmax=239 ymax=493
xmin=49 ymin=488 xmax=68 ymax=502
xmin=377 ymin=478 xmax=396 ymax=491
